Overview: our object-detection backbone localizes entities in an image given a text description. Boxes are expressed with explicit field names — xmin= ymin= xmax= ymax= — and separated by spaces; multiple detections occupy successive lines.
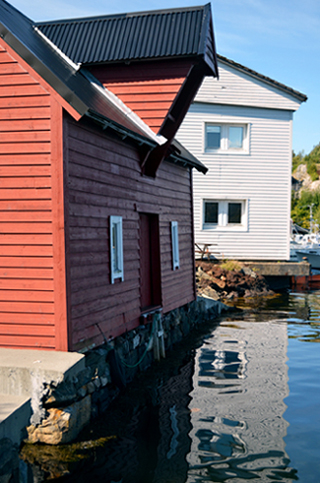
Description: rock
xmin=26 ymin=395 xmax=91 ymax=445
xmin=242 ymin=266 xmax=257 ymax=278
xmin=86 ymin=382 xmax=95 ymax=394
xmin=44 ymin=382 xmax=77 ymax=408
xmin=201 ymin=286 xmax=220 ymax=300
xmin=196 ymin=267 xmax=212 ymax=281
xmin=77 ymin=386 xmax=87 ymax=398
xmin=210 ymin=276 xmax=226 ymax=290
xmin=225 ymin=291 xmax=238 ymax=300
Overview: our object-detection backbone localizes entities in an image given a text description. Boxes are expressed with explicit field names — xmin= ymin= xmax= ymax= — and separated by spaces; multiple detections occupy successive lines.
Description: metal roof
xmin=218 ymin=55 xmax=307 ymax=103
xmin=35 ymin=4 xmax=215 ymax=69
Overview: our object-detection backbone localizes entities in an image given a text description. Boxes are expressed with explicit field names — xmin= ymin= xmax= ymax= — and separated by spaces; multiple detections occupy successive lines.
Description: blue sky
xmin=11 ymin=0 xmax=320 ymax=155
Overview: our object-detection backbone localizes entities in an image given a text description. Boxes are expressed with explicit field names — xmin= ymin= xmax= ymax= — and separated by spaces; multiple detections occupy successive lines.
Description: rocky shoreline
xmin=196 ymin=260 xmax=274 ymax=302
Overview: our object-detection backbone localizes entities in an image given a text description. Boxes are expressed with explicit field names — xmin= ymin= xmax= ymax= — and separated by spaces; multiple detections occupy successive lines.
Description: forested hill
xmin=291 ymin=144 xmax=320 ymax=230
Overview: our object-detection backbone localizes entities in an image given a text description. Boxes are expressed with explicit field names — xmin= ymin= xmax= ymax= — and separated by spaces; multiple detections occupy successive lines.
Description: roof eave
xmin=0 ymin=22 xmax=89 ymax=117
xmin=218 ymin=54 xmax=307 ymax=103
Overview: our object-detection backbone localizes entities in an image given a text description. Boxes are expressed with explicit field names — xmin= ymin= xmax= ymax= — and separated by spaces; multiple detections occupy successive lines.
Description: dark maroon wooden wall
xmin=64 ymin=114 xmax=196 ymax=351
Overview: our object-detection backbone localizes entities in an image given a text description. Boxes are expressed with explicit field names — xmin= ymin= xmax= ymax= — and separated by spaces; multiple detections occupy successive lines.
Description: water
xmin=21 ymin=290 xmax=320 ymax=482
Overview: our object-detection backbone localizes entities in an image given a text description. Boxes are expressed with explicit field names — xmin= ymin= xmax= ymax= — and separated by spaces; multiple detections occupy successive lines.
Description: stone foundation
xmin=26 ymin=297 xmax=226 ymax=444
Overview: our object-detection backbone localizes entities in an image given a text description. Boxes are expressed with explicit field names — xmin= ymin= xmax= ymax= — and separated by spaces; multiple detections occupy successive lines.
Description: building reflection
xmin=187 ymin=320 xmax=298 ymax=482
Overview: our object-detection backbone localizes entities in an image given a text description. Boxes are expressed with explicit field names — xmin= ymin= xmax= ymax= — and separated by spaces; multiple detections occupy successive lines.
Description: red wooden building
xmin=0 ymin=1 xmax=218 ymax=351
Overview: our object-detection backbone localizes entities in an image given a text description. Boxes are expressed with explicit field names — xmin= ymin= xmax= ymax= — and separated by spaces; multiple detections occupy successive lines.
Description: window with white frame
xmin=110 ymin=216 xmax=124 ymax=283
xmin=171 ymin=221 xmax=180 ymax=270
xmin=203 ymin=200 xmax=247 ymax=229
xmin=205 ymin=123 xmax=249 ymax=153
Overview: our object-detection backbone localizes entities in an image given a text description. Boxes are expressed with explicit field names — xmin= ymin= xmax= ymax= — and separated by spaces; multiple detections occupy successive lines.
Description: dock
xmin=244 ymin=261 xmax=311 ymax=290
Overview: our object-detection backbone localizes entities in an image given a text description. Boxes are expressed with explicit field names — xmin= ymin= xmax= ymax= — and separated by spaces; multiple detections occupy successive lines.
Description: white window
xmin=171 ymin=221 xmax=180 ymax=270
xmin=110 ymin=216 xmax=124 ymax=283
xmin=205 ymin=123 xmax=249 ymax=153
xmin=203 ymin=200 xmax=247 ymax=230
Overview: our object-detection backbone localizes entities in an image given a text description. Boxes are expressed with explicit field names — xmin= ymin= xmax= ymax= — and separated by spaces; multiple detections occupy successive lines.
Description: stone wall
xmin=26 ymin=297 xmax=226 ymax=444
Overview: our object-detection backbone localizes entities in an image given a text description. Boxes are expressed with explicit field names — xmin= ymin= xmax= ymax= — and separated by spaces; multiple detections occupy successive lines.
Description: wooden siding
xmin=88 ymin=60 xmax=191 ymax=134
xmin=177 ymin=103 xmax=293 ymax=260
xmin=0 ymin=43 xmax=67 ymax=350
xmin=195 ymin=61 xmax=302 ymax=111
xmin=65 ymin=116 xmax=195 ymax=351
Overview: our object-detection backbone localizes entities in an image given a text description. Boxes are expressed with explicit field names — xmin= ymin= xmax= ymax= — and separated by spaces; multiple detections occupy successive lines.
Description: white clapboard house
xmin=177 ymin=55 xmax=307 ymax=260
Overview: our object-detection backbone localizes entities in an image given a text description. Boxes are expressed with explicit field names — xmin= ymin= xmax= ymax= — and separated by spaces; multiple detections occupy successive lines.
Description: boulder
xmin=27 ymin=395 xmax=91 ymax=445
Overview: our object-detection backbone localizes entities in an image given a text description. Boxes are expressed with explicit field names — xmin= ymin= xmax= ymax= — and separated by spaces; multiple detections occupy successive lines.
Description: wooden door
xmin=139 ymin=214 xmax=161 ymax=313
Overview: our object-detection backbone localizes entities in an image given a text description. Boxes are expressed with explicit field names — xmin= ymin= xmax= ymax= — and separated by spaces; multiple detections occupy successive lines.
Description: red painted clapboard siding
xmin=89 ymin=60 xmax=192 ymax=134
xmin=66 ymin=117 xmax=195 ymax=351
xmin=0 ymin=43 xmax=58 ymax=350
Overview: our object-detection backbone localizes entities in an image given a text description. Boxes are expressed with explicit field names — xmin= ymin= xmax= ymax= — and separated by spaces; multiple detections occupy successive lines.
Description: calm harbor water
xmin=21 ymin=289 xmax=320 ymax=482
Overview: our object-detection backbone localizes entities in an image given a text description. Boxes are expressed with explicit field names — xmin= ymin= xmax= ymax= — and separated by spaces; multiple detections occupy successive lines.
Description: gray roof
xmin=35 ymin=4 xmax=217 ymax=74
xmin=218 ymin=55 xmax=307 ymax=103
xmin=0 ymin=0 xmax=209 ymax=173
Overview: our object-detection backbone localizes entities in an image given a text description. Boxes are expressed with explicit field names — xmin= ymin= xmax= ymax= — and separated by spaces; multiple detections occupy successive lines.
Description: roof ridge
xmin=217 ymin=54 xmax=307 ymax=102
xmin=35 ymin=4 xmax=209 ymax=26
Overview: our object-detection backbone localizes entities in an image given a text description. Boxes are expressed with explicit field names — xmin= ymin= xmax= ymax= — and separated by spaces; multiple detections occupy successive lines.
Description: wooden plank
xmin=0 ymin=51 xmax=19 ymax=62
xmin=0 ymin=188 xmax=52 ymax=200
xmin=68 ymin=120 xmax=139 ymax=160
xmin=0 ymin=154 xmax=51 ymax=165
xmin=71 ymin=279 xmax=139 ymax=306
xmin=0 ymin=177 xmax=51 ymax=188
xmin=0 ymin=165 xmax=51 ymax=176
xmin=0 ymin=290 xmax=54 ymax=302
xmin=0 ymin=256 xmax=53 ymax=268
xmin=51 ymin=97 xmax=68 ymax=351
xmin=0 ymin=223 xmax=52 ymax=234
xmin=69 ymin=226 xmax=108 ymax=240
xmin=0 ymin=279 xmax=54 ymax=291
xmin=0 ymin=73 xmax=39 ymax=86
xmin=0 ymin=301 xmax=54 ymax=313
xmin=0 ymin=132 xmax=50 ymax=143
xmin=0 ymin=200 xmax=52 ymax=210
xmin=0 ymin=96 xmax=50 ymax=108
xmin=0 ymin=119 xmax=51 ymax=132
xmin=0 ymin=107 xmax=51 ymax=119
xmin=0 ymin=267 xmax=53 ymax=278
xmin=0 ymin=84 xmax=48 ymax=97
xmin=0 ymin=63 xmax=27 ymax=74
xmin=0 ymin=312 xmax=54 ymax=323
xmin=110 ymin=89 xmax=180 ymax=98
xmin=0 ymin=335 xmax=55 ymax=349
xmin=72 ymin=295 xmax=140 ymax=324
xmin=0 ymin=245 xmax=53 ymax=256
xmin=0 ymin=211 xmax=52 ymax=222
xmin=0 ymin=324 xmax=55 ymax=336
xmin=0 ymin=142 xmax=50 ymax=154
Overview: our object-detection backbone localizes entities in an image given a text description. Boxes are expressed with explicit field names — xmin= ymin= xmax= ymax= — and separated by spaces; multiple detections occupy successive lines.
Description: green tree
xmin=291 ymin=189 xmax=320 ymax=230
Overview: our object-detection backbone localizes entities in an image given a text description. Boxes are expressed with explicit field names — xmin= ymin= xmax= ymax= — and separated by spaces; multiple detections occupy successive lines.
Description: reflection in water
xmin=20 ymin=290 xmax=320 ymax=482
xmin=187 ymin=321 xmax=297 ymax=482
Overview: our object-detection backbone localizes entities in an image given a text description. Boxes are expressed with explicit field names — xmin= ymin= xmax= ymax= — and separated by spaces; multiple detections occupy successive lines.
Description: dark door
xmin=139 ymin=213 xmax=161 ymax=313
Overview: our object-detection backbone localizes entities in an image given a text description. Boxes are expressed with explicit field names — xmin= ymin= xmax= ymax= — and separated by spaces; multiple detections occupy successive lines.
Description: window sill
xmin=204 ymin=150 xmax=250 ymax=155
xmin=202 ymin=224 xmax=248 ymax=232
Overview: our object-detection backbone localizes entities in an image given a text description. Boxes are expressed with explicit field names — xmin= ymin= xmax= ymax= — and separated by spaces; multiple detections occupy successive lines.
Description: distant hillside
xmin=291 ymin=144 xmax=320 ymax=230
